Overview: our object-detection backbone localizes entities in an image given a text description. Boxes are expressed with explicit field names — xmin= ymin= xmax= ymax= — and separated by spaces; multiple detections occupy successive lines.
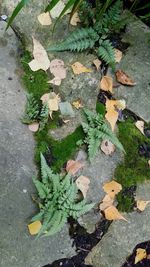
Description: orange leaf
xmin=101 ymin=139 xmax=115 ymax=155
xmin=104 ymin=206 xmax=127 ymax=221
xmin=71 ymin=62 xmax=92 ymax=75
xmin=28 ymin=122 xmax=39 ymax=132
xmin=116 ymin=69 xmax=136 ymax=86
xmin=135 ymin=120 xmax=145 ymax=135
xmin=137 ymin=200 xmax=150 ymax=211
xmin=103 ymin=180 xmax=122 ymax=199
xmin=28 ymin=221 xmax=42 ymax=235
xmin=99 ymin=194 xmax=114 ymax=211
xmin=100 ymin=76 xmax=113 ymax=93
xmin=66 ymin=160 xmax=84 ymax=175
xmin=76 ymin=175 xmax=90 ymax=198
xmin=134 ymin=248 xmax=147 ymax=264
xmin=114 ymin=48 xmax=122 ymax=63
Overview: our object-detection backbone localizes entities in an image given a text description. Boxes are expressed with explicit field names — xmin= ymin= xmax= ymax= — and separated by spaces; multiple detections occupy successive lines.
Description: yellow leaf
xmin=134 ymin=248 xmax=147 ymax=264
xmin=103 ymin=180 xmax=122 ymax=199
xmin=29 ymin=37 xmax=50 ymax=71
xmin=37 ymin=12 xmax=52 ymax=26
xmin=76 ymin=175 xmax=90 ymax=198
xmin=104 ymin=206 xmax=127 ymax=221
xmin=28 ymin=221 xmax=42 ymax=235
xmin=72 ymin=99 xmax=84 ymax=110
xmin=100 ymin=76 xmax=113 ymax=93
xmin=28 ymin=122 xmax=39 ymax=132
xmin=93 ymin=59 xmax=102 ymax=71
xmin=71 ymin=62 xmax=92 ymax=75
xmin=101 ymin=139 xmax=115 ymax=155
xmin=66 ymin=160 xmax=84 ymax=175
xmin=99 ymin=194 xmax=114 ymax=211
xmin=70 ymin=12 xmax=81 ymax=26
xmin=114 ymin=48 xmax=122 ymax=63
xmin=116 ymin=69 xmax=136 ymax=86
xmin=137 ymin=200 xmax=150 ymax=211
xmin=135 ymin=120 xmax=145 ymax=135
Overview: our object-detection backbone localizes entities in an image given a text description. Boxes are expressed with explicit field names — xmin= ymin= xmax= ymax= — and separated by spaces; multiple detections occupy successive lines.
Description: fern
xmin=21 ymin=93 xmax=40 ymax=124
xmin=82 ymin=109 xmax=125 ymax=161
xmin=98 ymin=39 xmax=115 ymax=66
xmin=39 ymin=103 xmax=49 ymax=131
xmin=31 ymin=154 xmax=95 ymax=236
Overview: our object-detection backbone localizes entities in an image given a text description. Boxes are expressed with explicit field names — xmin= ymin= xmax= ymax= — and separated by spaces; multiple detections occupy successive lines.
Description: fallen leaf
xmin=28 ymin=221 xmax=42 ymax=235
xmin=40 ymin=93 xmax=50 ymax=103
xmin=71 ymin=62 xmax=92 ymax=75
xmin=70 ymin=12 xmax=81 ymax=26
xmin=49 ymin=59 xmax=66 ymax=82
xmin=135 ymin=120 xmax=145 ymax=135
xmin=66 ymin=160 xmax=84 ymax=175
xmin=29 ymin=37 xmax=50 ymax=71
xmin=76 ymin=175 xmax=90 ymax=198
xmin=99 ymin=194 xmax=114 ymax=211
xmin=48 ymin=77 xmax=61 ymax=86
xmin=104 ymin=206 xmax=127 ymax=221
xmin=135 ymin=248 xmax=147 ymax=264
xmin=100 ymin=76 xmax=113 ymax=93
xmin=63 ymin=119 xmax=70 ymax=124
xmin=116 ymin=69 xmax=136 ymax=86
xmin=148 ymin=160 xmax=150 ymax=168
xmin=137 ymin=200 xmax=150 ymax=211
xmin=114 ymin=48 xmax=122 ymax=63
xmin=28 ymin=122 xmax=39 ymax=132
xmin=93 ymin=59 xmax=102 ymax=70
xmin=103 ymin=180 xmax=122 ymax=199
xmin=37 ymin=12 xmax=52 ymax=26
xmin=101 ymin=140 xmax=115 ymax=155
xmin=48 ymin=92 xmax=60 ymax=118
xmin=72 ymin=99 xmax=84 ymax=110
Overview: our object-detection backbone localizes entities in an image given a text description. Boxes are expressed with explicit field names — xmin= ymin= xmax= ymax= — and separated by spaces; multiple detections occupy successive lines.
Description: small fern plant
xmin=81 ymin=109 xmax=124 ymax=161
xmin=31 ymin=154 xmax=94 ymax=236
xmin=47 ymin=1 xmax=126 ymax=66
xmin=21 ymin=93 xmax=40 ymax=124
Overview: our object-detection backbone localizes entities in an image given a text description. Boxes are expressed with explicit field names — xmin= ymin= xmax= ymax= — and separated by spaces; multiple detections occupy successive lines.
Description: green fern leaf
xmin=97 ymin=39 xmax=115 ymax=65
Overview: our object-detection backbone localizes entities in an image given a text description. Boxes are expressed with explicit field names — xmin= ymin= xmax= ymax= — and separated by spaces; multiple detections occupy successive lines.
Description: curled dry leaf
xmin=114 ymin=48 xmax=122 ymax=63
xmin=76 ymin=175 xmax=90 ymax=198
xmin=37 ymin=12 xmax=52 ymax=26
xmin=116 ymin=69 xmax=136 ymax=86
xmin=66 ymin=160 xmax=84 ymax=176
xmin=99 ymin=194 xmax=114 ymax=211
xmin=100 ymin=76 xmax=113 ymax=93
xmin=71 ymin=62 xmax=92 ymax=75
xmin=72 ymin=99 xmax=84 ymax=110
xmin=137 ymin=200 xmax=150 ymax=211
xmin=28 ymin=220 xmax=42 ymax=235
xmin=93 ymin=59 xmax=102 ymax=71
xmin=134 ymin=248 xmax=147 ymax=264
xmin=29 ymin=37 xmax=50 ymax=71
xmin=70 ymin=12 xmax=81 ymax=26
xmin=135 ymin=120 xmax=145 ymax=135
xmin=28 ymin=122 xmax=39 ymax=132
xmin=101 ymin=139 xmax=115 ymax=155
xmin=103 ymin=180 xmax=122 ymax=199
xmin=49 ymin=59 xmax=66 ymax=83
xmin=104 ymin=206 xmax=127 ymax=221
xmin=40 ymin=93 xmax=50 ymax=103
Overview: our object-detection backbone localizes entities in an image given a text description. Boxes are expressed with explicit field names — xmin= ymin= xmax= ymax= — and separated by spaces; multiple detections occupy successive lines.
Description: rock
xmin=0 ymin=21 xmax=75 ymax=267
xmin=85 ymin=181 xmax=150 ymax=267
xmin=59 ymin=101 xmax=75 ymax=117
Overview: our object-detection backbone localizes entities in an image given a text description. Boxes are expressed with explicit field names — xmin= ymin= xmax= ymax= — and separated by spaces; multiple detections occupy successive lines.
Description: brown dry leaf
xmin=103 ymin=180 xmax=122 ymax=199
xmin=49 ymin=59 xmax=66 ymax=80
xmin=93 ymin=59 xmax=102 ymax=71
xmin=28 ymin=221 xmax=42 ymax=235
xmin=114 ymin=48 xmax=122 ymax=63
xmin=70 ymin=12 xmax=81 ymax=26
xmin=104 ymin=206 xmax=127 ymax=221
xmin=99 ymin=194 xmax=114 ymax=211
xmin=116 ymin=69 xmax=136 ymax=86
xmin=40 ymin=93 xmax=50 ymax=103
xmin=29 ymin=37 xmax=50 ymax=71
xmin=76 ymin=175 xmax=90 ymax=198
xmin=37 ymin=12 xmax=52 ymax=26
xmin=105 ymin=99 xmax=119 ymax=131
xmin=135 ymin=120 xmax=145 ymax=135
xmin=48 ymin=77 xmax=62 ymax=86
xmin=66 ymin=160 xmax=84 ymax=176
xmin=72 ymin=99 xmax=84 ymax=110
xmin=28 ymin=122 xmax=39 ymax=132
xmin=48 ymin=92 xmax=60 ymax=118
xmin=100 ymin=76 xmax=113 ymax=93
xmin=137 ymin=200 xmax=150 ymax=211
xmin=71 ymin=62 xmax=92 ymax=75
xmin=135 ymin=248 xmax=147 ymax=264
xmin=101 ymin=140 xmax=115 ymax=155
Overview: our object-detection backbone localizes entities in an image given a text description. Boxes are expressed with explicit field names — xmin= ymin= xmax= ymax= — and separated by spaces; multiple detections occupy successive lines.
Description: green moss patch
xmin=115 ymin=119 xmax=150 ymax=212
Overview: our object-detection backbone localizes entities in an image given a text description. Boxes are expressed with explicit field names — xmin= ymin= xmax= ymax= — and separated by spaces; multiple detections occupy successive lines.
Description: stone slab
xmin=0 ymin=21 xmax=75 ymax=267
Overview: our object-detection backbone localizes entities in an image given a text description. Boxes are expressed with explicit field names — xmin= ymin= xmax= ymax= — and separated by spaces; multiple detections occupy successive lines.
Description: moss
xmin=115 ymin=120 xmax=150 ymax=212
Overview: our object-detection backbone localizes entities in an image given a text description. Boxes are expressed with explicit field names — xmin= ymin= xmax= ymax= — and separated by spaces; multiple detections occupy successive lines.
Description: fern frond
xmin=47 ymin=27 xmax=99 ymax=52
xmin=39 ymin=103 xmax=49 ymax=131
xmin=21 ymin=93 xmax=40 ymax=124
xmin=97 ymin=39 xmax=115 ymax=66
xmin=32 ymin=176 xmax=50 ymax=199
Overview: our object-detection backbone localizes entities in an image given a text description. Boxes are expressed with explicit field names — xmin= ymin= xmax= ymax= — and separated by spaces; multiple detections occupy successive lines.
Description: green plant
xmin=47 ymin=1 xmax=125 ymax=66
xmin=39 ymin=103 xmax=49 ymax=131
xmin=81 ymin=108 xmax=124 ymax=161
xmin=21 ymin=93 xmax=40 ymax=124
xmin=32 ymin=154 xmax=94 ymax=236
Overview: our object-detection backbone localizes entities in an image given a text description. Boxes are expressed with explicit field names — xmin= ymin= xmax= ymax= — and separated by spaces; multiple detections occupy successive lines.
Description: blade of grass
xmin=45 ymin=0 xmax=61 ymax=12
